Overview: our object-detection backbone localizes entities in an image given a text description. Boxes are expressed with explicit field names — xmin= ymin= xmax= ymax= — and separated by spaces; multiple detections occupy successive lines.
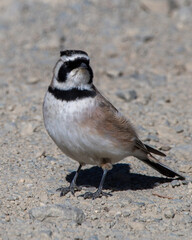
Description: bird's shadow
xmin=66 ymin=163 xmax=174 ymax=191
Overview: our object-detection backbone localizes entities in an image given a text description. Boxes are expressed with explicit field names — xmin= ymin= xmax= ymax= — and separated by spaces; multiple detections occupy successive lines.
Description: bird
xmin=43 ymin=50 xmax=185 ymax=199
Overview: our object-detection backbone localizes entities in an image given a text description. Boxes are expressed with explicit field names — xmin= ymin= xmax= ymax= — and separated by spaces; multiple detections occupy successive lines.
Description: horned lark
xmin=43 ymin=50 xmax=184 ymax=199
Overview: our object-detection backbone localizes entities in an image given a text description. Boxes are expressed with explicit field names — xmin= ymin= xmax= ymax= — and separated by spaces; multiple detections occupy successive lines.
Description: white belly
xmin=43 ymin=92 xmax=129 ymax=165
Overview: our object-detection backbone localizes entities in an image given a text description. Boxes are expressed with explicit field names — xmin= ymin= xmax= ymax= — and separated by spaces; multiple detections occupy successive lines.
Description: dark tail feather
xmin=141 ymin=154 xmax=185 ymax=180
xmin=144 ymin=144 xmax=166 ymax=157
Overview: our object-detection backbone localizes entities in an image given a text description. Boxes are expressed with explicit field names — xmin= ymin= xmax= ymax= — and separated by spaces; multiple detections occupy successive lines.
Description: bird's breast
xmin=43 ymin=91 xmax=98 ymax=161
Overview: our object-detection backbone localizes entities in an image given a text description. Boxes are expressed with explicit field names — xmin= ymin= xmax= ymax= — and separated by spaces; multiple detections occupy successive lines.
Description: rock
xmin=130 ymin=71 xmax=167 ymax=87
xmin=181 ymin=180 xmax=189 ymax=185
xmin=5 ymin=216 xmax=10 ymax=222
xmin=175 ymin=7 xmax=192 ymax=23
xmin=129 ymin=221 xmax=145 ymax=231
xmin=123 ymin=27 xmax=140 ymax=39
xmin=175 ymin=126 xmax=184 ymax=133
xmin=133 ymin=202 xmax=145 ymax=207
xmin=124 ymin=27 xmax=154 ymax=43
xmin=29 ymin=204 xmax=85 ymax=225
xmin=115 ymin=90 xmax=126 ymax=100
xmin=38 ymin=192 xmax=48 ymax=203
xmin=3 ymin=121 xmax=17 ymax=133
xmin=171 ymin=180 xmax=181 ymax=188
xmin=170 ymin=144 xmax=192 ymax=160
xmin=164 ymin=209 xmax=175 ymax=219
xmin=168 ymin=0 xmax=179 ymax=13
xmin=35 ymin=150 xmax=46 ymax=159
xmin=141 ymin=0 xmax=169 ymax=15
xmin=137 ymin=29 xmax=154 ymax=43
xmin=179 ymin=165 xmax=192 ymax=174
xmin=7 ymin=195 xmax=19 ymax=201
xmin=116 ymin=89 xmax=137 ymax=102
xmin=7 ymin=105 xmax=16 ymax=111
xmin=39 ymin=230 xmax=52 ymax=240
xmin=183 ymin=215 xmax=192 ymax=224
xmin=160 ymin=145 xmax=171 ymax=151
xmin=145 ymin=134 xmax=159 ymax=142
xmin=106 ymin=69 xmax=123 ymax=78
xmin=161 ymin=183 xmax=169 ymax=188
xmin=88 ymin=236 xmax=99 ymax=240
xmin=20 ymin=122 xmax=34 ymax=137
xmin=26 ymin=77 xmax=40 ymax=84
xmin=128 ymin=90 xmax=137 ymax=101
xmin=122 ymin=209 xmax=131 ymax=217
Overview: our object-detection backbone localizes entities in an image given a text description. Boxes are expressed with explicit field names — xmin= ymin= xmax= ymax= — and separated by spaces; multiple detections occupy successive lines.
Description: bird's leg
xmin=81 ymin=163 xmax=112 ymax=199
xmin=57 ymin=164 xmax=82 ymax=197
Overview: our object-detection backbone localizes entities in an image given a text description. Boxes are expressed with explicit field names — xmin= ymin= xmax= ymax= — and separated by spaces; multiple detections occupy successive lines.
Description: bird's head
xmin=52 ymin=50 xmax=93 ymax=90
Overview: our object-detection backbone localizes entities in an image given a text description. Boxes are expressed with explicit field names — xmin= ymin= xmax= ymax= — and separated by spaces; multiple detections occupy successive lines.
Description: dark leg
xmin=81 ymin=169 xmax=112 ymax=199
xmin=57 ymin=164 xmax=82 ymax=197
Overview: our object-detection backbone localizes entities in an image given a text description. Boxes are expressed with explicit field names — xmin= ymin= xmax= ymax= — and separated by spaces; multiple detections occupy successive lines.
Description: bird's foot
xmin=80 ymin=190 xmax=112 ymax=200
xmin=57 ymin=183 xmax=82 ymax=197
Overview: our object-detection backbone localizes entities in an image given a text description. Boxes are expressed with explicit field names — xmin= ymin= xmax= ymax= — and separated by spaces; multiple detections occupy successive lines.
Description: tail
xmin=135 ymin=141 xmax=185 ymax=180
xmin=141 ymin=154 xmax=185 ymax=180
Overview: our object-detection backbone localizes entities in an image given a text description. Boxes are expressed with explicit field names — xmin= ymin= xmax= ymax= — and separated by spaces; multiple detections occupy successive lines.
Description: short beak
xmin=79 ymin=62 xmax=88 ymax=69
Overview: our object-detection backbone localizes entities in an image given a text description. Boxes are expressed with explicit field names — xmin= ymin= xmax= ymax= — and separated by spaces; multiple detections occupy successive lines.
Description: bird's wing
xmin=84 ymin=88 xmax=138 ymax=150
xmin=88 ymin=87 xmax=166 ymax=156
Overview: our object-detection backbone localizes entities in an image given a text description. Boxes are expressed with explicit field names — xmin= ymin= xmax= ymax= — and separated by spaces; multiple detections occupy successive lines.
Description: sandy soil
xmin=0 ymin=0 xmax=192 ymax=239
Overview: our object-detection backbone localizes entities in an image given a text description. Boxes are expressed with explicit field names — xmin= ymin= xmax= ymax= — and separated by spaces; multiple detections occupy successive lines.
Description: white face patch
xmin=52 ymin=55 xmax=92 ymax=91
xmin=54 ymin=60 xmax=63 ymax=79
xmin=52 ymin=69 xmax=92 ymax=91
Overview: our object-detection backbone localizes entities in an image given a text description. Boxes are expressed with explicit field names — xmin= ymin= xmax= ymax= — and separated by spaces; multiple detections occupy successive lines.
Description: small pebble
xmin=183 ymin=215 xmax=192 ymax=224
xmin=116 ymin=89 xmax=137 ymax=102
xmin=171 ymin=180 xmax=181 ymax=188
xmin=39 ymin=230 xmax=52 ymax=240
xmin=27 ymin=77 xmax=40 ymax=84
xmin=179 ymin=165 xmax=192 ymax=173
xmin=122 ymin=210 xmax=131 ymax=217
xmin=175 ymin=126 xmax=184 ymax=133
xmin=160 ymin=145 xmax=171 ymax=151
xmin=88 ymin=236 xmax=99 ymax=240
xmin=5 ymin=216 xmax=10 ymax=222
xmin=7 ymin=196 xmax=19 ymax=201
xmin=181 ymin=180 xmax=189 ymax=185
xmin=106 ymin=69 xmax=123 ymax=78
xmin=164 ymin=209 xmax=175 ymax=219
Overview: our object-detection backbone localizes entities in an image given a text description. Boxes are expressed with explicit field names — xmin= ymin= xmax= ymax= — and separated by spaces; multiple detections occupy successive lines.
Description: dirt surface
xmin=0 ymin=0 xmax=192 ymax=239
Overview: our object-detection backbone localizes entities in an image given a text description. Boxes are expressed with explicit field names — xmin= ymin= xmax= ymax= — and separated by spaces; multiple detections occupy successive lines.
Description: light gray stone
xmin=116 ymin=89 xmax=137 ymax=102
xmin=171 ymin=180 xmax=181 ymax=188
xmin=164 ymin=209 xmax=175 ymax=219
xmin=29 ymin=204 xmax=85 ymax=225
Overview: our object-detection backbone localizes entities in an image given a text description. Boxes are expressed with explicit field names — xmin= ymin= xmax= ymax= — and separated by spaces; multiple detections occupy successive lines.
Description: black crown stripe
xmin=48 ymin=86 xmax=96 ymax=101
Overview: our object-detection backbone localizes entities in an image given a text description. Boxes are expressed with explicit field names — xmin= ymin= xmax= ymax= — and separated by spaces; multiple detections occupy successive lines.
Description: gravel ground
xmin=0 ymin=0 xmax=192 ymax=239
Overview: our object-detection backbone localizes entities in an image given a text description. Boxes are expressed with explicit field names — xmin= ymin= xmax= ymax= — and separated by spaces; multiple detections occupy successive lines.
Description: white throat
xmin=52 ymin=77 xmax=93 ymax=91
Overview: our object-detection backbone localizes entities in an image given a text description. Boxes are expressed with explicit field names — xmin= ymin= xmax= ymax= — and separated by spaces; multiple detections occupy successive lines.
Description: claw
xmin=57 ymin=185 xmax=82 ymax=197
xmin=70 ymin=185 xmax=82 ymax=196
xmin=57 ymin=186 xmax=70 ymax=197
